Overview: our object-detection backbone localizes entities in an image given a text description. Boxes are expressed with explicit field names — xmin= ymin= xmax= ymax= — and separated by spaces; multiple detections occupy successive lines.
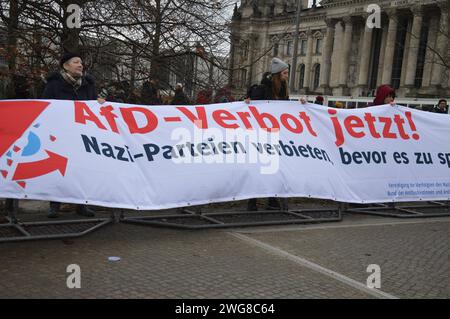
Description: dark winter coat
xmin=433 ymin=105 xmax=449 ymax=114
xmin=42 ymin=72 xmax=97 ymax=100
xmin=141 ymin=81 xmax=162 ymax=105
xmin=171 ymin=90 xmax=190 ymax=105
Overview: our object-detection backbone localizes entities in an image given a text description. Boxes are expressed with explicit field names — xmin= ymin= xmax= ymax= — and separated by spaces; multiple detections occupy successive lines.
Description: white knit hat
xmin=271 ymin=57 xmax=289 ymax=74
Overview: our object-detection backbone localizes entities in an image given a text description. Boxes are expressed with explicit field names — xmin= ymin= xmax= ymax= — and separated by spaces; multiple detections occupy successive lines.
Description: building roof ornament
xmin=410 ymin=5 xmax=423 ymax=17
xmin=270 ymin=34 xmax=281 ymax=43
xmin=384 ymin=8 xmax=397 ymax=19
xmin=312 ymin=30 xmax=324 ymax=38
xmin=437 ymin=2 xmax=450 ymax=14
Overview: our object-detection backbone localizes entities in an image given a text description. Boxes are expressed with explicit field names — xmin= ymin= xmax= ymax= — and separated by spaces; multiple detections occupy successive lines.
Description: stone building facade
xmin=229 ymin=0 xmax=450 ymax=99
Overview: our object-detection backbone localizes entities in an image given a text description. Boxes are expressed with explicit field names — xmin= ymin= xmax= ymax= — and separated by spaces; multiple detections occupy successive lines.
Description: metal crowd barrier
xmin=345 ymin=201 xmax=450 ymax=218
xmin=2 ymin=198 xmax=450 ymax=242
xmin=121 ymin=199 xmax=343 ymax=229
xmin=0 ymin=199 xmax=115 ymax=243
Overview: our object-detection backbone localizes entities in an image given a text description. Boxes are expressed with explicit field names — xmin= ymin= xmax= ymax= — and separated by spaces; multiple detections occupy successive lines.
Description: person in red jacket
xmin=196 ymin=90 xmax=213 ymax=104
xmin=372 ymin=85 xmax=396 ymax=106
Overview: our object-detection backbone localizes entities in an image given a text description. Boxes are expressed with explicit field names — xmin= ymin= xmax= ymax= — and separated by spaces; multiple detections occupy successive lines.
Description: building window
xmin=270 ymin=4 xmax=275 ymax=16
xmin=273 ymin=42 xmax=279 ymax=56
xmin=415 ymin=19 xmax=429 ymax=88
xmin=169 ymin=71 xmax=177 ymax=87
xmin=298 ymin=64 xmax=305 ymax=89
xmin=242 ymin=41 xmax=249 ymax=59
xmin=300 ymin=39 xmax=307 ymax=55
xmin=391 ymin=17 xmax=408 ymax=89
xmin=313 ymin=64 xmax=321 ymax=89
xmin=368 ymin=28 xmax=383 ymax=91
xmin=286 ymin=41 xmax=293 ymax=56
xmin=315 ymin=38 xmax=323 ymax=54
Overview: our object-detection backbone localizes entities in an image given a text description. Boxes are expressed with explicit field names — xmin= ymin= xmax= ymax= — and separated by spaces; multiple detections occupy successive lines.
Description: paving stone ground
xmin=243 ymin=218 xmax=450 ymax=299
xmin=1 ymin=200 xmax=449 ymax=299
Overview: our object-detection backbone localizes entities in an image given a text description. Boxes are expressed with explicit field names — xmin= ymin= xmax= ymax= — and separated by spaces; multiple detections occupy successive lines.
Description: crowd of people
xmin=100 ymin=75 xmax=234 ymax=106
xmin=2 ymin=53 xmax=449 ymax=217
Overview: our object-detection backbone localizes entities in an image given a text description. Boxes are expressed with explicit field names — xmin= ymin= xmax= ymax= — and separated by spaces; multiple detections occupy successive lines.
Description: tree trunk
xmin=61 ymin=0 xmax=81 ymax=54
xmin=150 ymin=0 xmax=161 ymax=81
xmin=6 ymin=0 xmax=19 ymax=98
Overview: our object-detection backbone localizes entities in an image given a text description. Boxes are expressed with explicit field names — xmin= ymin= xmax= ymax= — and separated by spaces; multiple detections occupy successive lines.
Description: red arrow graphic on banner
xmin=12 ymin=150 xmax=68 ymax=181
xmin=0 ymin=101 xmax=50 ymax=158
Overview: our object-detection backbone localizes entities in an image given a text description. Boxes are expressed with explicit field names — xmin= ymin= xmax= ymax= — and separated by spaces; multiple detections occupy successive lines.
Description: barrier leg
xmin=281 ymin=198 xmax=289 ymax=211
xmin=338 ymin=202 xmax=347 ymax=213
xmin=0 ymin=202 xmax=115 ymax=243
xmin=7 ymin=199 xmax=18 ymax=224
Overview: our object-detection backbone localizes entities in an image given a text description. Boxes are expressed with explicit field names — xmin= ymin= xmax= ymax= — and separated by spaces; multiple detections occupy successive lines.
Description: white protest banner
xmin=0 ymin=99 xmax=449 ymax=209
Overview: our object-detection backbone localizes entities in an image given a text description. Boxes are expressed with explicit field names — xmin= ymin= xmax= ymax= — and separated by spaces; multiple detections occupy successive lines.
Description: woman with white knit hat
xmin=246 ymin=57 xmax=290 ymax=102
xmin=245 ymin=57 xmax=291 ymax=211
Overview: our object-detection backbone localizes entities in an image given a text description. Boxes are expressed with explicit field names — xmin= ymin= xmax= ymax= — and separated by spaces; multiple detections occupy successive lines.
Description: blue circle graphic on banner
xmin=21 ymin=131 xmax=41 ymax=157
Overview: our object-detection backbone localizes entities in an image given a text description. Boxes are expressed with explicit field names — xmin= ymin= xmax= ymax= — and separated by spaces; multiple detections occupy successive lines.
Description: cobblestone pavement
xmin=0 ymin=200 xmax=449 ymax=299
xmin=240 ymin=217 xmax=450 ymax=299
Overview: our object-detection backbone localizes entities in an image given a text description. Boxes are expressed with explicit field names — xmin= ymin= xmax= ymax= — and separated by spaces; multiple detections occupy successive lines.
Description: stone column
xmin=377 ymin=20 xmax=389 ymax=88
xmin=381 ymin=9 xmax=398 ymax=85
xmin=304 ymin=30 xmax=314 ymax=92
xmin=246 ymin=34 xmax=258 ymax=87
xmin=330 ymin=21 xmax=343 ymax=88
xmin=228 ymin=36 xmax=237 ymax=87
xmin=338 ymin=17 xmax=353 ymax=90
xmin=404 ymin=6 xmax=423 ymax=87
xmin=421 ymin=18 xmax=438 ymax=89
xmin=258 ymin=25 xmax=270 ymax=83
xmin=430 ymin=3 xmax=450 ymax=88
xmin=357 ymin=16 xmax=373 ymax=87
xmin=320 ymin=19 xmax=336 ymax=93
xmin=399 ymin=18 xmax=412 ymax=89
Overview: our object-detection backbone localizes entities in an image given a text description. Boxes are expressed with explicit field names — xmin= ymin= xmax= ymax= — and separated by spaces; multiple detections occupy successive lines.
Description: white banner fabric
xmin=1 ymin=99 xmax=449 ymax=210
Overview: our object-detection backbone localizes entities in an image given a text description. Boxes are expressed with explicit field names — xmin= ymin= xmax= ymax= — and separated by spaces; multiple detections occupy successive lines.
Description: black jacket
xmin=42 ymin=72 xmax=97 ymax=100
xmin=141 ymin=81 xmax=162 ymax=105
xmin=171 ymin=90 xmax=190 ymax=105
xmin=433 ymin=105 xmax=449 ymax=114
xmin=247 ymin=75 xmax=289 ymax=101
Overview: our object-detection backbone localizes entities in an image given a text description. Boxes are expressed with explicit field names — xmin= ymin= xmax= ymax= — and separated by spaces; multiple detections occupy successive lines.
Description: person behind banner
xmin=141 ymin=78 xmax=162 ymax=105
xmin=244 ymin=57 xmax=293 ymax=211
xmin=372 ymin=85 xmax=396 ymax=106
xmin=196 ymin=89 xmax=213 ymax=104
xmin=433 ymin=99 xmax=448 ymax=114
xmin=171 ymin=83 xmax=191 ymax=105
xmin=314 ymin=96 xmax=324 ymax=105
xmin=43 ymin=53 xmax=104 ymax=103
xmin=42 ymin=52 xmax=102 ymax=219
xmin=214 ymin=86 xmax=235 ymax=104
xmin=245 ymin=58 xmax=289 ymax=102
xmin=334 ymin=101 xmax=344 ymax=109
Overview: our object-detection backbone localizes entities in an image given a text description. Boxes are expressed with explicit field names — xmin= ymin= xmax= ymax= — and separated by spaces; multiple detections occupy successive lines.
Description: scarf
xmin=60 ymin=70 xmax=82 ymax=89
